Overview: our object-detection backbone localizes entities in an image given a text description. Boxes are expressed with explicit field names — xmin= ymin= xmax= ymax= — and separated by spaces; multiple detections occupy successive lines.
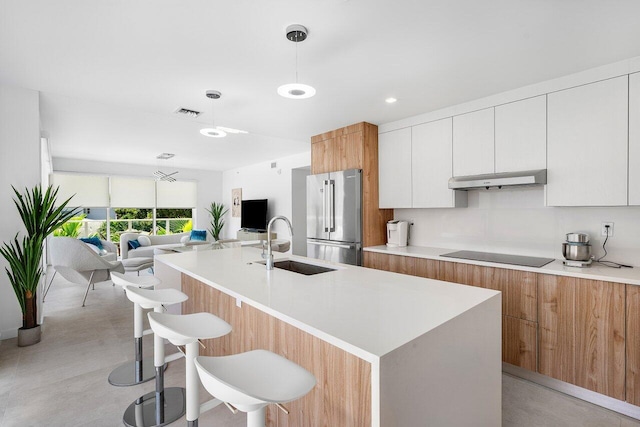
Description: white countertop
xmin=364 ymin=245 xmax=640 ymax=286
xmin=155 ymin=247 xmax=499 ymax=362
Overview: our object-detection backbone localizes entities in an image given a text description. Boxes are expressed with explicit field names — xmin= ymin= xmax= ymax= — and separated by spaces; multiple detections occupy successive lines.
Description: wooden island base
xmin=181 ymin=274 xmax=372 ymax=426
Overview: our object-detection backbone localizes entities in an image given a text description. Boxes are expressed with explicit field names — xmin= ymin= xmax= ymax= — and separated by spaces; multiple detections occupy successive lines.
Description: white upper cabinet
xmin=379 ymin=127 xmax=412 ymax=208
xmin=452 ymin=107 xmax=495 ymax=176
xmin=546 ymin=76 xmax=628 ymax=207
xmin=495 ymin=96 xmax=547 ymax=173
xmin=629 ymin=72 xmax=640 ymax=205
xmin=412 ymin=118 xmax=466 ymax=208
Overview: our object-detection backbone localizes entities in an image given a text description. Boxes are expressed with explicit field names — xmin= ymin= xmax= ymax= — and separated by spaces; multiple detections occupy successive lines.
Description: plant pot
xmin=17 ymin=325 xmax=41 ymax=347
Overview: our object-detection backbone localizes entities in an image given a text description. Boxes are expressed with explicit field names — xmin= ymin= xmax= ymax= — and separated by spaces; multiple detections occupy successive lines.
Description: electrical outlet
xmin=601 ymin=222 xmax=614 ymax=237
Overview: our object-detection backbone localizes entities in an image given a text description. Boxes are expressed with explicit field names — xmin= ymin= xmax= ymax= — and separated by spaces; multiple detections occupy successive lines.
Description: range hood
xmin=448 ymin=169 xmax=547 ymax=190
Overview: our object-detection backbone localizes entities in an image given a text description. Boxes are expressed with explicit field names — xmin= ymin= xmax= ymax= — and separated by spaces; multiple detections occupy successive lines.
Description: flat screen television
xmin=241 ymin=199 xmax=268 ymax=231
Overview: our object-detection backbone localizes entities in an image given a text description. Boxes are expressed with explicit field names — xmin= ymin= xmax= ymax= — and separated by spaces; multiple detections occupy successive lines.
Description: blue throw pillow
xmin=80 ymin=237 xmax=103 ymax=250
xmin=190 ymin=229 xmax=207 ymax=241
xmin=128 ymin=239 xmax=141 ymax=250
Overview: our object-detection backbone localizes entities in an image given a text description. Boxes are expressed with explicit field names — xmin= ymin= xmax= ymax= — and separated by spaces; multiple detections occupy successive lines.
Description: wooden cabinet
xmin=546 ymin=76 xmax=629 ymax=206
xmin=452 ymin=107 xmax=495 ymax=176
xmin=627 ymin=285 xmax=640 ymax=406
xmin=503 ymin=316 xmax=537 ymax=372
xmin=538 ymin=274 xmax=625 ymax=400
xmin=414 ymin=257 xmax=439 ymax=280
xmin=363 ymin=251 xmax=415 ymax=275
xmin=495 ymin=95 xmax=547 ymax=173
xmin=311 ymin=122 xmax=394 ymax=247
xmin=629 ymin=72 xmax=640 ymax=205
xmin=412 ymin=118 xmax=467 ymax=208
xmin=365 ymin=251 xmax=639 ymax=404
xmin=378 ymin=127 xmax=412 ymax=208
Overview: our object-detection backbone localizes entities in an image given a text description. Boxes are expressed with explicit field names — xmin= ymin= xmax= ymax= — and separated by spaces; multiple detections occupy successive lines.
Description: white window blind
xmin=50 ymin=173 xmax=109 ymax=207
xmin=156 ymin=181 xmax=197 ymax=208
xmin=111 ymin=177 xmax=156 ymax=208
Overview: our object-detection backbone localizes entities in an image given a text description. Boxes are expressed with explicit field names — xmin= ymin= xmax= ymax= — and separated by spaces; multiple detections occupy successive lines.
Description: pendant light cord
xmin=295 ymin=39 xmax=299 ymax=84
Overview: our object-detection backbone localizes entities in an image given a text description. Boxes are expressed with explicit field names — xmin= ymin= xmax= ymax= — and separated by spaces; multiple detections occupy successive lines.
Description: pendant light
xmin=277 ymin=24 xmax=316 ymax=99
xmin=200 ymin=90 xmax=227 ymax=138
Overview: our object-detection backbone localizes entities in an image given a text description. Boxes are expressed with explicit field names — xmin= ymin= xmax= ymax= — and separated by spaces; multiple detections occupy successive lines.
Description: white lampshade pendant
xmin=278 ymin=25 xmax=315 ymax=100
xmin=200 ymin=90 xmax=227 ymax=138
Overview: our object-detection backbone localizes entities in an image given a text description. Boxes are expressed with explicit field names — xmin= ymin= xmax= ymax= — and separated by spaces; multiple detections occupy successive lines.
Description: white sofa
xmin=120 ymin=232 xmax=190 ymax=259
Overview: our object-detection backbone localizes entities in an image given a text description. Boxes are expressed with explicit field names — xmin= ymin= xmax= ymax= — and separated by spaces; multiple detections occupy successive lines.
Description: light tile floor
xmin=0 ymin=269 xmax=639 ymax=426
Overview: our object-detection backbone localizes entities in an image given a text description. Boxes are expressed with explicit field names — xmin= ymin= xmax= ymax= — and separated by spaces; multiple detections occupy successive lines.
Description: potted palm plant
xmin=0 ymin=185 xmax=77 ymax=346
xmin=206 ymin=202 xmax=228 ymax=241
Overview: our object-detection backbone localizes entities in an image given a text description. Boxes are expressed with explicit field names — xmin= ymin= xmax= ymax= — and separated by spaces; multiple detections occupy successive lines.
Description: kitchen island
xmin=155 ymin=247 xmax=501 ymax=426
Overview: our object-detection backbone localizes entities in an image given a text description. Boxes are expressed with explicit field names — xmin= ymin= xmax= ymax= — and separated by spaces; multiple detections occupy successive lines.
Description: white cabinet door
xmin=452 ymin=107 xmax=495 ymax=176
xmin=629 ymin=72 xmax=640 ymax=205
xmin=495 ymin=95 xmax=547 ymax=173
xmin=547 ymin=76 xmax=628 ymax=206
xmin=379 ymin=128 xmax=412 ymax=208
xmin=412 ymin=118 xmax=466 ymax=208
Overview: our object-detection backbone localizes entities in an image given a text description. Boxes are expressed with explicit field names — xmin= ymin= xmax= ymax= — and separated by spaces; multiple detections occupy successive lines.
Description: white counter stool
xmin=148 ymin=312 xmax=232 ymax=427
xmin=194 ymin=350 xmax=316 ymax=427
xmin=108 ymin=272 xmax=163 ymax=387
xmin=122 ymin=286 xmax=189 ymax=427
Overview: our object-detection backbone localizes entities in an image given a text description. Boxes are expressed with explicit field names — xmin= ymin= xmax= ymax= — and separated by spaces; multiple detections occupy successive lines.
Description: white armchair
xmin=46 ymin=237 xmax=125 ymax=306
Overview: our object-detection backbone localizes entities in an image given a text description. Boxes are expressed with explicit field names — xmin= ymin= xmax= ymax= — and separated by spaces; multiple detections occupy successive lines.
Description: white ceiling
xmin=2 ymin=0 xmax=640 ymax=171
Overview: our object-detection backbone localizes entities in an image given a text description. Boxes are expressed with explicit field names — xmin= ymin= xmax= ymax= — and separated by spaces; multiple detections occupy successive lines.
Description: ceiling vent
xmin=156 ymin=153 xmax=175 ymax=160
xmin=173 ymin=107 xmax=201 ymax=118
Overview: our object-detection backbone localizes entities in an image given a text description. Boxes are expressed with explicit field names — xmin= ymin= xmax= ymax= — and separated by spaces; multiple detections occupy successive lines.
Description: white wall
xmin=52 ymin=157 xmax=223 ymax=231
xmin=221 ymin=152 xmax=310 ymax=241
xmin=0 ymin=84 xmax=41 ymax=340
xmin=395 ymin=187 xmax=640 ymax=266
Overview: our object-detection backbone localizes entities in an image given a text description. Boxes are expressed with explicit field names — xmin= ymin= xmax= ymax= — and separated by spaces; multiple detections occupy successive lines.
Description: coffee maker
xmin=386 ymin=220 xmax=409 ymax=247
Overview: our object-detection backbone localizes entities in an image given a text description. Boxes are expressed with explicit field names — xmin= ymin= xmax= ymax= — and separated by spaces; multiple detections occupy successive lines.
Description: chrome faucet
xmin=266 ymin=215 xmax=293 ymax=270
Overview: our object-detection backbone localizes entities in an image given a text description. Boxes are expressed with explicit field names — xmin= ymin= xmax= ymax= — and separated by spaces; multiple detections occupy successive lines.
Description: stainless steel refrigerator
xmin=307 ymin=169 xmax=362 ymax=265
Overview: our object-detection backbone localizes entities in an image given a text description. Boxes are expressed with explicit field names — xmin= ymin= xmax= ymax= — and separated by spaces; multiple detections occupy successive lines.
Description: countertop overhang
xmin=155 ymin=247 xmax=499 ymax=362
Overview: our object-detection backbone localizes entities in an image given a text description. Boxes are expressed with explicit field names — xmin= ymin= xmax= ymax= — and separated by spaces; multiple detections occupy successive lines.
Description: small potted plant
xmin=0 ymin=185 xmax=77 ymax=346
xmin=206 ymin=201 xmax=228 ymax=241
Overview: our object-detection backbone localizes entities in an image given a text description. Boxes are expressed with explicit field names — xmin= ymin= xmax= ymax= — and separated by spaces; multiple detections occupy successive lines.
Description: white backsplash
xmin=394 ymin=187 xmax=640 ymax=267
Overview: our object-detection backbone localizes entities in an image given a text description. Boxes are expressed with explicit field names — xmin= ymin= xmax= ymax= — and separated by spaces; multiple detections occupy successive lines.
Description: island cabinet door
xmin=538 ymin=274 xmax=625 ymax=400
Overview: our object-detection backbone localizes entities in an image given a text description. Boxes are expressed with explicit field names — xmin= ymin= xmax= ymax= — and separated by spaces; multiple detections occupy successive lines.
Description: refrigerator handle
xmin=308 ymin=240 xmax=354 ymax=250
xmin=329 ymin=180 xmax=335 ymax=232
xmin=322 ymin=180 xmax=328 ymax=232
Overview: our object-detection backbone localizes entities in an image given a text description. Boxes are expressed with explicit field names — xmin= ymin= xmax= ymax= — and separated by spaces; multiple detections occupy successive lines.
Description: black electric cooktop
xmin=440 ymin=250 xmax=554 ymax=268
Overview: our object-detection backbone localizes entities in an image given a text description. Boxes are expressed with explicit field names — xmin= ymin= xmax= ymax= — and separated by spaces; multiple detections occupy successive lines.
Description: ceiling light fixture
xmin=277 ymin=24 xmax=316 ymax=99
xmin=385 ymin=97 xmax=397 ymax=104
xmin=200 ymin=90 xmax=227 ymax=138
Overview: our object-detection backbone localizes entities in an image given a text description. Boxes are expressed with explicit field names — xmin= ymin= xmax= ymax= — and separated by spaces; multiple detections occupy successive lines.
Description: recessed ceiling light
xmin=200 ymin=128 xmax=227 ymax=138
xmin=277 ymin=83 xmax=316 ymax=99
xmin=385 ymin=97 xmax=397 ymax=104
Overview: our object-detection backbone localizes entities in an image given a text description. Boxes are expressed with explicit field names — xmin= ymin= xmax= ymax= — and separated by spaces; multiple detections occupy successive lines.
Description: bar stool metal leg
xmin=109 ymin=301 xmax=160 ymax=386
xmin=123 ymin=305 xmax=185 ymax=427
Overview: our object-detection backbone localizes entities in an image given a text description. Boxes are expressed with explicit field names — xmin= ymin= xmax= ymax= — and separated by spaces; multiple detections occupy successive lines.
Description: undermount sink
xmin=257 ymin=259 xmax=336 ymax=276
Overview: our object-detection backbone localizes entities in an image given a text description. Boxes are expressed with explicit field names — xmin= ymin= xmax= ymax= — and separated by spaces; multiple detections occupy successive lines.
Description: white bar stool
xmin=194 ymin=350 xmax=316 ymax=427
xmin=122 ymin=286 xmax=189 ymax=427
xmin=109 ymin=272 xmax=162 ymax=387
xmin=148 ymin=312 xmax=232 ymax=427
